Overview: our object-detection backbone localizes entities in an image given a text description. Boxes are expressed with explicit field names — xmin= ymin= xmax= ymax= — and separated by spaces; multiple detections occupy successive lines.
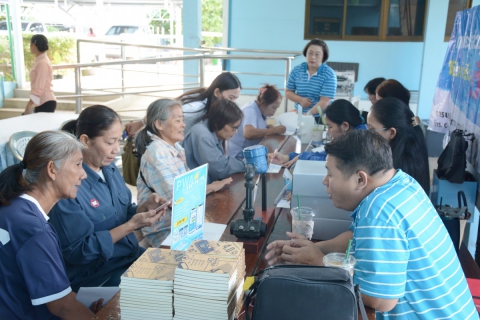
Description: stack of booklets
xmin=119 ymin=241 xmax=246 ymax=320
xmin=120 ymin=248 xmax=184 ymax=320
xmin=173 ymin=240 xmax=246 ymax=320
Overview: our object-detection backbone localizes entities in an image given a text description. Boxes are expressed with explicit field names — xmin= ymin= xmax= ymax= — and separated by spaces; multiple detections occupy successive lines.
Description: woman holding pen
xmin=228 ymin=84 xmax=286 ymax=158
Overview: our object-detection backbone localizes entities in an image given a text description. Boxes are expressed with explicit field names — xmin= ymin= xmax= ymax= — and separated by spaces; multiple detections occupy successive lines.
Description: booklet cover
xmin=171 ymin=163 xmax=208 ymax=250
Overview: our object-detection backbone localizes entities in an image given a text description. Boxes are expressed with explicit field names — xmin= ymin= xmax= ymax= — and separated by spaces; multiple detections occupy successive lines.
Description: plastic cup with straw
xmin=344 ymin=239 xmax=353 ymax=267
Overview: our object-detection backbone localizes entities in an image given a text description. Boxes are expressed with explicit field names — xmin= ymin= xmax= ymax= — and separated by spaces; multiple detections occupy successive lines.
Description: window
xmin=304 ymin=0 xmax=428 ymax=41
xmin=445 ymin=0 xmax=472 ymax=41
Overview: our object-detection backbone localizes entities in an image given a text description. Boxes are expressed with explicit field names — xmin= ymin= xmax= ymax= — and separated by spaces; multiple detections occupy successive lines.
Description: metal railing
xmin=51 ymin=39 xmax=297 ymax=114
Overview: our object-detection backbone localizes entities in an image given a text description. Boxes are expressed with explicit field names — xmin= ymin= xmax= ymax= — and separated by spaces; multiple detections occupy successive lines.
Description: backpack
xmin=245 ymin=265 xmax=367 ymax=320
xmin=437 ymin=129 xmax=468 ymax=184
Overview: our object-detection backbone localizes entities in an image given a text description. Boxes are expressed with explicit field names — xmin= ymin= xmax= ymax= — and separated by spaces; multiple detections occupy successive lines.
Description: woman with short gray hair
xmin=0 ymin=131 xmax=103 ymax=319
xmin=135 ymin=98 xmax=232 ymax=247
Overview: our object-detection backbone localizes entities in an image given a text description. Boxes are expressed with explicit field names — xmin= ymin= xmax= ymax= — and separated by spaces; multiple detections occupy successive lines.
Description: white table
xmin=0 ymin=112 xmax=78 ymax=172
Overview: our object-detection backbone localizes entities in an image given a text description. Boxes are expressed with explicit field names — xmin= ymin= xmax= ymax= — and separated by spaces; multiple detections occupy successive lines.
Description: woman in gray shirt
xmin=183 ymin=99 xmax=245 ymax=183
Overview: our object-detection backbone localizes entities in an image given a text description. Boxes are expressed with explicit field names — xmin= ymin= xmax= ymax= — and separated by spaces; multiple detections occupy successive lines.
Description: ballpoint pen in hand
xmin=269 ymin=148 xmax=279 ymax=167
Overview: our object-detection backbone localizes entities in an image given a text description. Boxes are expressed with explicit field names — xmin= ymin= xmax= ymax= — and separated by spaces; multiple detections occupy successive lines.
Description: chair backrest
xmin=8 ymin=131 xmax=37 ymax=162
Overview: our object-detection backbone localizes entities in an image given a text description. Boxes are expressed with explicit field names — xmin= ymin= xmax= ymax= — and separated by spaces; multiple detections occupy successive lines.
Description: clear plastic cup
xmin=311 ymin=125 xmax=324 ymax=142
xmin=291 ymin=207 xmax=315 ymax=240
xmin=323 ymin=252 xmax=356 ymax=276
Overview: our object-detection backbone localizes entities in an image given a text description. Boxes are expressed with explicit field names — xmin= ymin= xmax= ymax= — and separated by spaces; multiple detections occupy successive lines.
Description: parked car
xmin=0 ymin=21 xmax=47 ymax=34
xmin=103 ymin=25 xmax=157 ymax=59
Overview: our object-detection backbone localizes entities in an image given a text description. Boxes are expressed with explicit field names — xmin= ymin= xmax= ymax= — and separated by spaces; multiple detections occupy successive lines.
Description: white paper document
xmin=275 ymin=112 xmax=298 ymax=133
xmin=311 ymin=145 xmax=325 ymax=153
xmin=276 ymin=199 xmax=291 ymax=208
xmin=161 ymin=222 xmax=227 ymax=247
xmin=266 ymin=163 xmax=282 ymax=173
xmin=281 ymin=130 xmax=295 ymax=136
xmin=76 ymin=286 xmax=120 ymax=307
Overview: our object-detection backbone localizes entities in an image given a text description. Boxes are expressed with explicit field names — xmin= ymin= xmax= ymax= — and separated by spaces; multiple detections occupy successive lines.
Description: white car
xmin=0 ymin=21 xmax=47 ymax=34
xmin=103 ymin=25 xmax=156 ymax=59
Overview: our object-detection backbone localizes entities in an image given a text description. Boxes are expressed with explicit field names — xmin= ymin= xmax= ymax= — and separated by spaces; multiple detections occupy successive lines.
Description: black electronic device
xmin=230 ymin=164 xmax=267 ymax=239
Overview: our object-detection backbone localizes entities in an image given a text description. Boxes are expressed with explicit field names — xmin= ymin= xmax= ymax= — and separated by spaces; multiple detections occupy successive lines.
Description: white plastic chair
xmin=8 ymin=131 xmax=37 ymax=162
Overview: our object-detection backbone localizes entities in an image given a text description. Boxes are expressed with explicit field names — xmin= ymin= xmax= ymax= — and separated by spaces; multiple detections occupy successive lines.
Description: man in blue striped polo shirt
xmin=266 ymin=130 xmax=478 ymax=319
xmin=286 ymin=39 xmax=337 ymax=119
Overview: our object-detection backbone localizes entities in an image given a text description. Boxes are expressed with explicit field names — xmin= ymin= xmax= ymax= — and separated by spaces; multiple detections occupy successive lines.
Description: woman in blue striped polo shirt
xmin=286 ymin=39 xmax=337 ymax=120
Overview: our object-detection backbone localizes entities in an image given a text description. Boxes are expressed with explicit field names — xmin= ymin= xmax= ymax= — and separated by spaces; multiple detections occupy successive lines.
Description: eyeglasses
xmin=227 ymin=124 xmax=240 ymax=132
xmin=368 ymin=127 xmax=387 ymax=133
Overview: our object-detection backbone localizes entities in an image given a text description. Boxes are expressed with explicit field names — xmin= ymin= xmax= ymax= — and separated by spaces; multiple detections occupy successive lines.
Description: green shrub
xmin=0 ymin=33 xmax=76 ymax=81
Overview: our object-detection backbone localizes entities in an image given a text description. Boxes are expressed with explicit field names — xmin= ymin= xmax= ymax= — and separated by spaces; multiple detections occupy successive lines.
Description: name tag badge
xmin=90 ymin=198 xmax=100 ymax=208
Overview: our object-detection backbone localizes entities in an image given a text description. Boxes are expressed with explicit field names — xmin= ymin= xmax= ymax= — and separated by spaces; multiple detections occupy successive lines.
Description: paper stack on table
xmin=120 ymin=256 xmax=176 ymax=320
xmin=172 ymin=240 xmax=246 ymax=320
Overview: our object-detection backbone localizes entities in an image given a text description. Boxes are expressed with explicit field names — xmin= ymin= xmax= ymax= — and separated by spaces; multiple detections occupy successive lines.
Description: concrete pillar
xmin=10 ymin=0 xmax=26 ymax=88
xmin=182 ymin=0 xmax=202 ymax=87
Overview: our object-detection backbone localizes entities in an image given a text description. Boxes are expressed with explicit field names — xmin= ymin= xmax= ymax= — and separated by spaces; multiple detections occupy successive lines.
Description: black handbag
xmin=122 ymin=136 xmax=140 ymax=186
xmin=437 ymin=129 xmax=469 ymax=183
xmin=245 ymin=265 xmax=367 ymax=320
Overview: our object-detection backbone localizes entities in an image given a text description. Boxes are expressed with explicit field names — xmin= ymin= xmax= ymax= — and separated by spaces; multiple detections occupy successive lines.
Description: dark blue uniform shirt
xmin=49 ymin=163 xmax=142 ymax=291
xmin=0 ymin=195 xmax=70 ymax=319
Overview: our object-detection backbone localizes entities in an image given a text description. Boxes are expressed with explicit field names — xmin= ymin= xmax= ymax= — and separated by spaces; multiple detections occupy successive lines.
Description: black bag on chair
xmin=122 ymin=136 xmax=140 ymax=186
xmin=437 ymin=129 xmax=468 ymax=184
xmin=245 ymin=265 xmax=367 ymax=320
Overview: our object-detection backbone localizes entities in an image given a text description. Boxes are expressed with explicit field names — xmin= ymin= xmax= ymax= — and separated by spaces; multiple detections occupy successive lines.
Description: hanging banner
xmin=428 ymin=6 xmax=480 ymax=170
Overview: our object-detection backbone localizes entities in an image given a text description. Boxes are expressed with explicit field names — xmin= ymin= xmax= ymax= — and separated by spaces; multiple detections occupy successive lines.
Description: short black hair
xmin=302 ymin=39 xmax=329 ymax=63
xmin=205 ymin=99 xmax=243 ymax=133
xmin=364 ymin=77 xmax=386 ymax=95
xmin=325 ymin=130 xmax=393 ymax=178
xmin=324 ymin=99 xmax=364 ymax=129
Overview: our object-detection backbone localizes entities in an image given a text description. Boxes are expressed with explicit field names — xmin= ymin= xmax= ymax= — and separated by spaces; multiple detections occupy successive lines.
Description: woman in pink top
xmin=23 ymin=34 xmax=56 ymax=114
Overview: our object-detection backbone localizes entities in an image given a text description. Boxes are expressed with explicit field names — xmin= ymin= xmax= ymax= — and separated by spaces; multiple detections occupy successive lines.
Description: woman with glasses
xmin=367 ymin=97 xmax=430 ymax=194
xmin=125 ymin=72 xmax=242 ymax=135
xmin=285 ymin=39 xmax=337 ymax=121
xmin=269 ymin=99 xmax=366 ymax=167
xmin=182 ymin=99 xmax=245 ymax=183
xmin=134 ymin=99 xmax=234 ymax=246
xmin=228 ymin=84 xmax=286 ymax=158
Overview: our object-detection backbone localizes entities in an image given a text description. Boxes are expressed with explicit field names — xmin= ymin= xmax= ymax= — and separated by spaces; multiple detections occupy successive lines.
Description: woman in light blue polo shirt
xmin=286 ymin=39 xmax=337 ymax=120
xmin=228 ymin=84 xmax=287 ymax=158
xmin=0 ymin=131 xmax=102 ymax=319
xmin=50 ymin=105 xmax=167 ymax=292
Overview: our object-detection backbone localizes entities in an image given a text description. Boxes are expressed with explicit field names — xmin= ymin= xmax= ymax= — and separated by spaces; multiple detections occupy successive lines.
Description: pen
xmin=269 ymin=148 xmax=279 ymax=166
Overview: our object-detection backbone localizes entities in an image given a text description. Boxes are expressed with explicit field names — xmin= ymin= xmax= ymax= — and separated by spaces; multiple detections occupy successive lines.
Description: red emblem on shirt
xmin=90 ymin=199 xmax=100 ymax=208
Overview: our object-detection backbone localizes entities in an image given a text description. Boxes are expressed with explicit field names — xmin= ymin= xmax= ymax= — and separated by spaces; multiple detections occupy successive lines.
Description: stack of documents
xmin=173 ymin=256 xmax=240 ymax=320
xmin=187 ymin=240 xmax=246 ymax=295
xmin=172 ymin=240 xmax=246 ymax=320
xmin=120 ymin=241 xmax=246 ymax=320
xmin=120 ymin=249 xmax=178 ymax=319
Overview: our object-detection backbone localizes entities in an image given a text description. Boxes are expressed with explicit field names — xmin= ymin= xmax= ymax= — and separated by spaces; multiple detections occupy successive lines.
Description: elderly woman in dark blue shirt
xmin=49 ymin=105 xmax=167 ymax=292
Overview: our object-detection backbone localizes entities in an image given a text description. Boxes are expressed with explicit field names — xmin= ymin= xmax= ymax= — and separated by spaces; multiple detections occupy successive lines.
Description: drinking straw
xmin=296 ymin=194 xmax=301 ymax=220
xmin=344 ymin=239 xmax=353 ymax=266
